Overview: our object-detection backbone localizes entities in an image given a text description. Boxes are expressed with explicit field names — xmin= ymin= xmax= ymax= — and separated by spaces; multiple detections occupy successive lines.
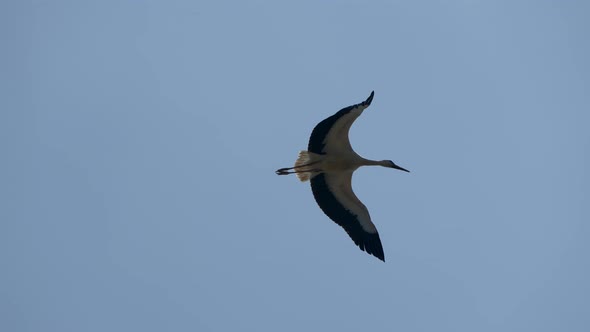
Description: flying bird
xmin=276 ymin=91 xmax=409 ymax=261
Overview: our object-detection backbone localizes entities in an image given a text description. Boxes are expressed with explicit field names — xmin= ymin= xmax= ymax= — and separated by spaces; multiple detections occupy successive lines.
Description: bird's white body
xmin=294 ymin=151 xmax=362 ymax=178
xmin=321 ymin=153 xmax=364 ymax=172
xmin=276 ymin=91 xmax=409 ymax=261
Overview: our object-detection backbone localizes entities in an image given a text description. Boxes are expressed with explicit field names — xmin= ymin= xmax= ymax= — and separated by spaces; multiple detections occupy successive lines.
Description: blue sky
xmin=3 ymin=1 xmax=590 ymax=331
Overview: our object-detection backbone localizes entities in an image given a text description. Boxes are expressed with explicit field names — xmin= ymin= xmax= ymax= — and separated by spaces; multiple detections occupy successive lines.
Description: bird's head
xmin=384 ymin=160 xmax=410 ymax=172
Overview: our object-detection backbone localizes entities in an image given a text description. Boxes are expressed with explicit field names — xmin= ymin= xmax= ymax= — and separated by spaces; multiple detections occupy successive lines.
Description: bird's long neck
xmin=361 ymin=158 xmax=389 ymax=167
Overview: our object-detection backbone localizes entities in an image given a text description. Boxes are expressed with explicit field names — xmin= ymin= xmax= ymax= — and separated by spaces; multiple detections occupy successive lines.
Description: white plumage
xmin=276 ymin=91 xmax=409 ymax=261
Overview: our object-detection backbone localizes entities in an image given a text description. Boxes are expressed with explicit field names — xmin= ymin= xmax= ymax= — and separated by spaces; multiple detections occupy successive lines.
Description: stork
xmin=276 ymin=91 xmax=409 ymax=261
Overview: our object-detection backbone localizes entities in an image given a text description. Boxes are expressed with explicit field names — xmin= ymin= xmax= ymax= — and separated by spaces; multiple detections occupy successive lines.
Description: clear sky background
xmin=3 ymin=1 xmax=589 ymax=331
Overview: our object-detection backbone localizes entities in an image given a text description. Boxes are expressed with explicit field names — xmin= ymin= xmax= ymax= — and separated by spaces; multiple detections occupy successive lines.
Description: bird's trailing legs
xmin=276 ymin=161 xmax=319 ymax=175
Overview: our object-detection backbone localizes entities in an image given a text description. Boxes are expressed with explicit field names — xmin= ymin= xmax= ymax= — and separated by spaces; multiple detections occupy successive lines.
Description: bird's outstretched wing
xmin=310 ymin=170 xmax=385 ymax=261
xmin=308 ymin=91 xmax=374 ymax=155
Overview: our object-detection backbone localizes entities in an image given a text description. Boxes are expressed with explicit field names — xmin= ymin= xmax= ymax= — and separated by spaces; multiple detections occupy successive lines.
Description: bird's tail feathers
xmin=295 ymin=150 xmax=320 ymax=182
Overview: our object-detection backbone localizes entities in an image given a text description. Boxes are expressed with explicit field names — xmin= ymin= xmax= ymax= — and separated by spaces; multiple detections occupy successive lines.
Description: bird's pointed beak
xmin=392 ymin=164 xmax=410 ymax=173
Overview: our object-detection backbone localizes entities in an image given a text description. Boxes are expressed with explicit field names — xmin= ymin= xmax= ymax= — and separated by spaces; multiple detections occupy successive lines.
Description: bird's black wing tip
xmin=372 ymin=237 xmax=385 ymax=262
xmin=360 ymin=232 xmax=385 ymax=262
xmin=371 ymin=246 xmax=385 ymax=262
xmin=364 ymin=91 xmax=375 ymax=106
xmin=364 ymin=245 xmax=384 ymax=261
